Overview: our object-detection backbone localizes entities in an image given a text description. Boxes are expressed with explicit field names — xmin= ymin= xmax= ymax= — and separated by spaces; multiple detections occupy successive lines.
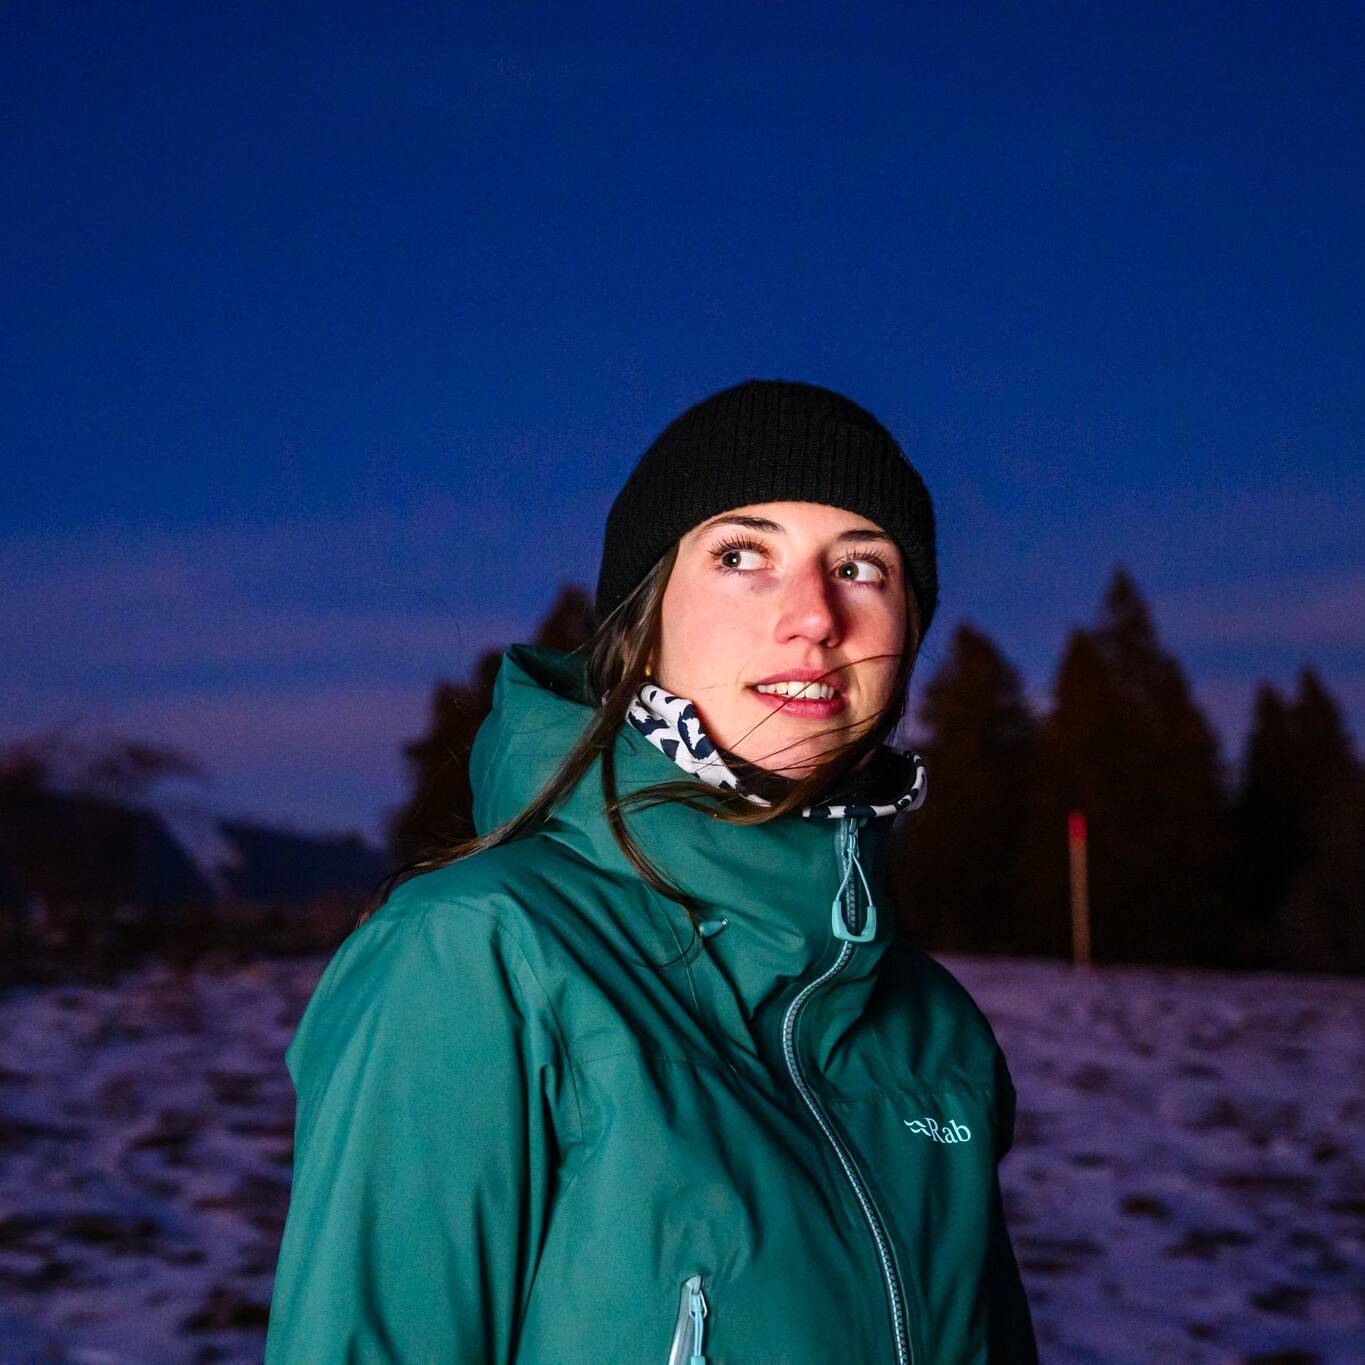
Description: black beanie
xmin=595 ymin=378 xmax=938 ymax=638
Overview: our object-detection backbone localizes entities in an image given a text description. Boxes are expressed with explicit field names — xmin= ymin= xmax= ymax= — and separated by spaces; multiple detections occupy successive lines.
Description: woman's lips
xmin=747 ymin=685 xmax=848 ymax=718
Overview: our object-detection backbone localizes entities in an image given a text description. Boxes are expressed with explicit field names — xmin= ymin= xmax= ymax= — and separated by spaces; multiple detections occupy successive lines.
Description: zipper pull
xmin=831 ymin=817 xmax=878 ymax=943
xmin=688 ymin=1283 xmax=708 ymax=1364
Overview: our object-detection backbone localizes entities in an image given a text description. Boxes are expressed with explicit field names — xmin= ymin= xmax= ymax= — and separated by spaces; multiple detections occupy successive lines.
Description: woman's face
xmin=655 ymin=500 xmax=911 ymax=778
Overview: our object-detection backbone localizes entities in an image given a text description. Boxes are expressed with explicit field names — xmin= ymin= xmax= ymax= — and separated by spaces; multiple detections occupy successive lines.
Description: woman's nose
xmin=776 ymin=560 xmax=840 ymax=644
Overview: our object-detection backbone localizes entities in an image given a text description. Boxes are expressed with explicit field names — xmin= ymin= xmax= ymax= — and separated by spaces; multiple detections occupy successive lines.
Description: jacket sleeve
xmin=264 ymin=892 xmax=574 ymax=1364
xmin=985 ymin=1044 xmax=1039 ymax=1363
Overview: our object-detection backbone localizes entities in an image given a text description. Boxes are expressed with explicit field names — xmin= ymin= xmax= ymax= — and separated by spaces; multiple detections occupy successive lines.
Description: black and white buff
xmin=624 ymin=681 xmax=927 ymax=821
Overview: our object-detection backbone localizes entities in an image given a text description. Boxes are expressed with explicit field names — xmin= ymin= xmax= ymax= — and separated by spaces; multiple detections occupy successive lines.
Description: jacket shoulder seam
xmin=400 ymin=894 xmax=587 ymax=1150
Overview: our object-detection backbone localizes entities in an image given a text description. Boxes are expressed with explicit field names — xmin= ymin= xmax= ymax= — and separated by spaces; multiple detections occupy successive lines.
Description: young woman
xmin=264 ymin=379 xmax=1038 ymax=1363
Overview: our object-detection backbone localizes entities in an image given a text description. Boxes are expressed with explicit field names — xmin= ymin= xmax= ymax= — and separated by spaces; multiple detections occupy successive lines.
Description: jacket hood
xmin=467 ymin=643 xmax=931 ymax=1071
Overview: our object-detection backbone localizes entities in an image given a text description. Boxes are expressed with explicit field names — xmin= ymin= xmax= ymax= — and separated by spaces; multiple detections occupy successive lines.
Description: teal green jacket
xmin=265 ymin=645 xmax=1037 ymax=1364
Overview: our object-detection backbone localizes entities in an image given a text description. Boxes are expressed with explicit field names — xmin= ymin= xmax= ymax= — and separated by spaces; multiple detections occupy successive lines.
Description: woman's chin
xmin=726 ymin=738 xmax=834 ymax=784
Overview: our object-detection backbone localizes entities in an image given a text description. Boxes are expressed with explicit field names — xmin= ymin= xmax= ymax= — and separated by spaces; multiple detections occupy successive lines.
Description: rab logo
xmin=903 ymin=1116 xmax=972 ymax=1144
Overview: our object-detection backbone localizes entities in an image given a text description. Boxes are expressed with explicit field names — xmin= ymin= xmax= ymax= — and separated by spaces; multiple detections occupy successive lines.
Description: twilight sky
xmin=3 ymin=1 xmax=1362 ymax=846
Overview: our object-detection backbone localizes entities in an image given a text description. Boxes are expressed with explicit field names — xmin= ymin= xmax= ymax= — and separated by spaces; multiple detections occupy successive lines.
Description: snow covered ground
xmin=948 ymin=955 xmax=1365 ymax=1364
xmin=0 ymin=952 xmax=1360 ymax=1364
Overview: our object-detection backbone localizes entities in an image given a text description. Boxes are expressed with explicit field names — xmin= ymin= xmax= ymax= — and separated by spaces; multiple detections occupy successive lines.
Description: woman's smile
xmin=747 ymin=681 xmax=849 ymax=719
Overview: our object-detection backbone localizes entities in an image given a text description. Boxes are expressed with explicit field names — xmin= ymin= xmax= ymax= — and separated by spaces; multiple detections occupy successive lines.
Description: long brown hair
xmin=357 ymin=540 xmax=923 ymax=940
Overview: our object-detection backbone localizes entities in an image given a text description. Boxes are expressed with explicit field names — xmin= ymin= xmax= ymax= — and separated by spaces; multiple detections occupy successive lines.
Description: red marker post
xmin=1067 ymin=810 xmax=1091 ymax=969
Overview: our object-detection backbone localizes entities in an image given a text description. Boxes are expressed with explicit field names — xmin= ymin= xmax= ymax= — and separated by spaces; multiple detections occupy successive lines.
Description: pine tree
xmin=1234 ymin=684 xmax=1301 ymax=962
xmin=386 ymin=586 xmax=596 ymax=862
xmin=1035 ymin=567 xmax=1237 ymax=967
xmin=890 ymin=623 xmax=1046 ymax=956
xmin=1239 ymin=669 xmax=1365 ymax=973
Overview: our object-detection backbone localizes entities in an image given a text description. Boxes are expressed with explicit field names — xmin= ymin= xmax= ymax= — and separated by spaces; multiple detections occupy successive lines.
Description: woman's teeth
xmin=753 ymin=681 xmax=839 ymax=700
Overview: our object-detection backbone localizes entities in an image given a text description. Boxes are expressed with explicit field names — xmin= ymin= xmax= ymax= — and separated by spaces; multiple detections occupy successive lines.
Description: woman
xmin=264 ymin=379 xmax=1038 ymax=1363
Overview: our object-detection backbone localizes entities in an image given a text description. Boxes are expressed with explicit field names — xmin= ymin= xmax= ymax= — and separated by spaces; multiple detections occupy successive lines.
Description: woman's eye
xmin=709 ymin=537 xmax=770 ymax=574
xmin=717 ymin=546 xmax=764 ymax=572
xmin=836 ymin=556 xmax=889 ymax=584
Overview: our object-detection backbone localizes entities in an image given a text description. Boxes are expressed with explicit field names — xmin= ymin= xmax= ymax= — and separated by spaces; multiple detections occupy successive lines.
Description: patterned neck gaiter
xmin=624 ymin=681 xmax=927 ymax=822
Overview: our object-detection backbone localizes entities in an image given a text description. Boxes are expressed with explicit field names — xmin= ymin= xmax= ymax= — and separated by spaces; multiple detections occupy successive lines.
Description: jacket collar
xmin=623 ymin=679 xmax=926 ymax=820
xmin=469 ymin=644 xmax=930 ymax=1069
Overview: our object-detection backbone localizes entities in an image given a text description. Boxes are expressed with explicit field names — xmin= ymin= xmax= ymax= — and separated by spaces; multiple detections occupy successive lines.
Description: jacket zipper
xmin=779 ymin=815 xmax=914 ymax=1365
xmin=665 ymin=1273 xmax=708 ymax=1365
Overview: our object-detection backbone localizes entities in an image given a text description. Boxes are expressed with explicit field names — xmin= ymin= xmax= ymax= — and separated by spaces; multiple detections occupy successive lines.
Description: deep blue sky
xmin=4 ymin=1 xmax=1362 ymax=844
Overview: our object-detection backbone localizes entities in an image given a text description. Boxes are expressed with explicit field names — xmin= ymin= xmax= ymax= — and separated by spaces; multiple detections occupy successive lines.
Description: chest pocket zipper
xmin=665 ymin=1273 xmax=709 ymax=1365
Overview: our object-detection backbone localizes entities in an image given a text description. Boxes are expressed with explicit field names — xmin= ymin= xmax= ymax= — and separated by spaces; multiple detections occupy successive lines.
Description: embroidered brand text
xmin=903 ymin=1116 xmax=972 ymax=1143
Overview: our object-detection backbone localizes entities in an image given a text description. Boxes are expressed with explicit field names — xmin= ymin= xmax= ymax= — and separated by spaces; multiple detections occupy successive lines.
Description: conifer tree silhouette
xmin=387 ymin=586 xmax=596 ymax=863
xmin=891 ymin=622 xmax=1044 ymax=956
xmin=1236 ymin=684 xmax=1301 ymax=962
xmin=1239 ymin=669 xmax=1365 ymax=972
xmin=1037 ymin=567 xmax=1237 ymax=967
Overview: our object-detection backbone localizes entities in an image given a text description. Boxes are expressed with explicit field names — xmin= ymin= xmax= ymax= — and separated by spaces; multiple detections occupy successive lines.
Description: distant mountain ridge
xmin=0 ymin=787 xmax=388 ymax=918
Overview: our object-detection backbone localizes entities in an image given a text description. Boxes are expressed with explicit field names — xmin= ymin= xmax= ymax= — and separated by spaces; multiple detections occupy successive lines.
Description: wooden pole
xmin=1067 ymin=810 xmax=1091 ymax=969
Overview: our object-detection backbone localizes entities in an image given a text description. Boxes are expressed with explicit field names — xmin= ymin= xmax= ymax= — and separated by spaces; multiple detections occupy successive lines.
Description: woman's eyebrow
xmin=695 ymin=513 xmax=895 ymax=544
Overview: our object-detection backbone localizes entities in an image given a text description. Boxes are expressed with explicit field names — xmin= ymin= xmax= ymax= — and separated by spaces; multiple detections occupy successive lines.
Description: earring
xmin=643 ymin=660 xmax=653 ymax=678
